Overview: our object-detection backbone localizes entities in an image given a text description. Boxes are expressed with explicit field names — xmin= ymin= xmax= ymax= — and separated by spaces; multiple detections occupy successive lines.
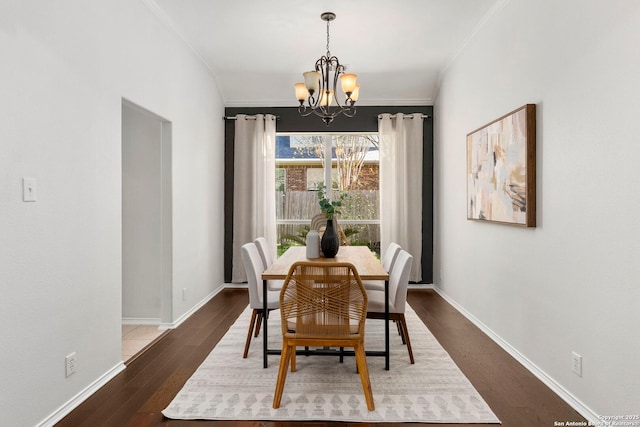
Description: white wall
xmin=435 ymin=0 xmax=640 ymax=419
xmin=0 ymin=1 xmax=225 ymax=426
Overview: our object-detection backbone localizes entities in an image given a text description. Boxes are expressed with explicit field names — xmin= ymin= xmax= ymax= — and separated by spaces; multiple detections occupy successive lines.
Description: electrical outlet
xmin=571 ymin=351 xmax=582 ymax=377
xmin=65 ymin=352 xmax=76 ymax=377
xmin=182 ymin=288 xmax=187 ymax=302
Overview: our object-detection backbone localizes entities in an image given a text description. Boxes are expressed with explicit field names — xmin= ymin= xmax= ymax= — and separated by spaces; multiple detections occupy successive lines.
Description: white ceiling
xmin=148 ymin=0 xmax=501 ymax=107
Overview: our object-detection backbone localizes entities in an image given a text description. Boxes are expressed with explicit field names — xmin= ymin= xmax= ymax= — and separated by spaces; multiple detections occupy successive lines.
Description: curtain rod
xmin=377 ymin=114 xmax=431 ymax=119
xmin=223 ymin=115 xmax=279 ymax=120
xmin=224 ymin=114 xmax=429 ymax=120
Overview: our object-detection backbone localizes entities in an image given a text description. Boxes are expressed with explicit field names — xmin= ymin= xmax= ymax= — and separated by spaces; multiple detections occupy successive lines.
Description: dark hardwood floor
xmin=56 ymin=288 xmax=586 ymax=427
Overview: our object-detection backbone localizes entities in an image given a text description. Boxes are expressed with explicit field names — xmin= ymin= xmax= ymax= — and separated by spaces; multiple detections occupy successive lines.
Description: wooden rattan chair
xmin=272 ymin=261 xmax=375 ymax=411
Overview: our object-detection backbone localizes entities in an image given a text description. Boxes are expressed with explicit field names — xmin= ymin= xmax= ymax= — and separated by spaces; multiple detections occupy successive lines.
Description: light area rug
xmin=162 ymin=304 xmax=500 ymax=423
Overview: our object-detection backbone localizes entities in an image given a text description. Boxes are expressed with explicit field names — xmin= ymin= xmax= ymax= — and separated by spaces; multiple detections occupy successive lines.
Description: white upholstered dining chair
xmin=254 ymin=237 xmax=283 ymax=291
xmin=240 ymin=242 xmax=280 ymax=358
xmin=254 ymin=237 xmax=273 ymax=268
xmin=363 ymin=242 xmax=401 ymax=291
xmin=366 ymin=249 xmax=415 ymax=364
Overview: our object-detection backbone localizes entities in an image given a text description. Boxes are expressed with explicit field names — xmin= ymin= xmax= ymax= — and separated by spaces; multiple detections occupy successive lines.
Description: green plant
xmin=316 ymin=184 xmax=348 ymax=220
xmin=280 ymin=225 xmax=310 ymax=246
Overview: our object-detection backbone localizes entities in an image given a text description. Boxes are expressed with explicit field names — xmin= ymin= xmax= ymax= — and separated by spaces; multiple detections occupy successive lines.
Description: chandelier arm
xmin=311 ymin=104 xmax=343 ymax=120
xmin=342 ymin=107 xmax=357 ymax=118
xmin=332 ymin=58 xmax=348 ymax=108
xmin=297 ymin=104 xmax=314 ymax=117
xmin=311 ymin=107 xmax=341 ymax=125
xmin=307 ymin=92 xmax=318 ymax=110
xmin=317 ymin=58 xmax=325 ymax=101
xmin=318 ymin=56 xmax=331 ymax=109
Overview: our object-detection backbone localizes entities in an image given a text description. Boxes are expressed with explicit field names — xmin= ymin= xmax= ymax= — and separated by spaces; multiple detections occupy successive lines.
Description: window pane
xmin=276 ymin=134 xmax=380 ymax=257
xmin=331 ymin=135 xmax=379 ymax=253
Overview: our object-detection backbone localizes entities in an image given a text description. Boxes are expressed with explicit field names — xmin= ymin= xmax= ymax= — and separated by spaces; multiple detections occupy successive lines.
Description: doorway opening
xmin=121 ymin=99 xmax=173 ymax=361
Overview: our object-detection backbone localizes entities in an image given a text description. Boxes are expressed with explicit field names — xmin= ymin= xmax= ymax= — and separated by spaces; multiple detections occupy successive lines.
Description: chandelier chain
xmin=326 ymin=19 xmax=331 ymax=57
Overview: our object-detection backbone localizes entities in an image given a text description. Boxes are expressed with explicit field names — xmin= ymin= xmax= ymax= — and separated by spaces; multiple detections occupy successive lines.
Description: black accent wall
xmin=224 ymin=106 xmax=433 ymax=283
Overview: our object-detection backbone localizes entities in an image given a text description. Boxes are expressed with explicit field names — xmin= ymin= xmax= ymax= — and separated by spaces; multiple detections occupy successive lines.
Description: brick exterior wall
xmin=284 ymin=166 xmax=307 ymax=191
xmin=281 ymin=164 xmax=379 ymax=191
xmin=351 ymin=165 xmax=379 ymax=190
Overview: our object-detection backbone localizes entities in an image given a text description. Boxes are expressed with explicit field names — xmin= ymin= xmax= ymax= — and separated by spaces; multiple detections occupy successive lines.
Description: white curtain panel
xmin=231 ymin=114 xmax=277 ymax=283
xmin=378 ymin=113 xmax=423 ymax=282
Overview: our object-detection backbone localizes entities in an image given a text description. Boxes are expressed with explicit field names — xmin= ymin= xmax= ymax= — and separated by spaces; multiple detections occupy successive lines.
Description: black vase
xmin=321 ymin=219 xmax=340 ymax=258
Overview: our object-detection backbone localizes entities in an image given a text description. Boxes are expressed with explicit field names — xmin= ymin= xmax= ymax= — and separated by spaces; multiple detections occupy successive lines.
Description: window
xmin=275 ymin=133 xmax=380 ymax=256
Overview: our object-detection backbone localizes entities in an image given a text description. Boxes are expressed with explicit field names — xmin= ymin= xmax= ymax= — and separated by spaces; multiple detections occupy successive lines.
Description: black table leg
xmin=263 ymin=278 xmax=268 ymax=368
xmin=385 ymin=278 xmax=390 ymax=370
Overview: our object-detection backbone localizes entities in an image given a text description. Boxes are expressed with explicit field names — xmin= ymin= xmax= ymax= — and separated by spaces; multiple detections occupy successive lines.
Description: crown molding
xmin=138 ymin=0 xmax=228 ymax=101
xmin=224 ymin=98 xmax=433 ymax=108
xmin=433 ymin=0 xmax=512 ymax=102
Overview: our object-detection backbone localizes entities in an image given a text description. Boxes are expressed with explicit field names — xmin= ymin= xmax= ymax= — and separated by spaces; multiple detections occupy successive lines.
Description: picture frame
xmin=467 ymin=104 xmax=536 ymax=227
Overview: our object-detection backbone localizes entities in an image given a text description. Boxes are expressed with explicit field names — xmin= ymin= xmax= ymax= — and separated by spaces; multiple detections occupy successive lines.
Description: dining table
xmin=261 ymin=245 xmax=391 ymax=370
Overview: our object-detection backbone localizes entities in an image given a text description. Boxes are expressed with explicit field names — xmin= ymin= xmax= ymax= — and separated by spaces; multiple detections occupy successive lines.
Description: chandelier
xmin=294 ymin=12 xmax=359 ymax=125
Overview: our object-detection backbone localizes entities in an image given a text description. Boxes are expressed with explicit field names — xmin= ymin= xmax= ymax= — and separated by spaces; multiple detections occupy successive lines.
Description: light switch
xmin=22 ymin=177 xmax=37 ymax=202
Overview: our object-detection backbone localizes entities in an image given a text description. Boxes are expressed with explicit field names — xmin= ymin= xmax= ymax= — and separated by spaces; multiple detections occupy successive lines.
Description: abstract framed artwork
xmin=467 ymin=104 xmax=536 ymax=227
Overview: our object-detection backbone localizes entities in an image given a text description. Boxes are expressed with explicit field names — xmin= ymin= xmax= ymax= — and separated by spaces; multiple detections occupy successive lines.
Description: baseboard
xmin=36 ymin=361 xmax=126 ymax=427
xmin=224 ymin=282 xmax=248 ymax=289
xmin=38 ymin=284 xmax=228 ymax=425
xmin=433 ymin=286 xmax=599 ymax=424
xmin=159 ymin=284 xmax=226 ymax=330
xmin=408 ymin=283 xmax=434 ymax=289
xmin=122 ymin=317 xmax=161 ymax=325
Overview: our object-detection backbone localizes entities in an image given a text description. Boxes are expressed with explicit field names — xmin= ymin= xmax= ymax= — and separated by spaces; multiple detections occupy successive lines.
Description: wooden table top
xmin=262 ymin=246 xmax=389 ymax=280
